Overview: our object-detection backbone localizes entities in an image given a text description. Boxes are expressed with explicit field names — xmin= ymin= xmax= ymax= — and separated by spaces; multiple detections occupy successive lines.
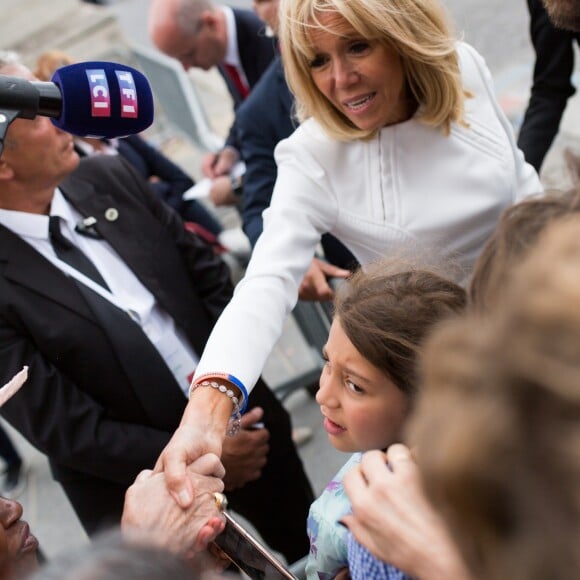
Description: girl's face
xmin=316 ymin=318 xmax=409 ymax=453
xmin=307 ymin=12 xmax=413 ymax=132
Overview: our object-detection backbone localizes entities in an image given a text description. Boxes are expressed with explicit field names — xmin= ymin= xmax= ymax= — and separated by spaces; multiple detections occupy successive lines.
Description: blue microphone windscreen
xmin=50 ymin=61 xmax=154 ymax=138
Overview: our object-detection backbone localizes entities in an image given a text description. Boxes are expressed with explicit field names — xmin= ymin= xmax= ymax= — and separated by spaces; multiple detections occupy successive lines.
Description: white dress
xmin=193 ymin=42 xmax=542 ymax=394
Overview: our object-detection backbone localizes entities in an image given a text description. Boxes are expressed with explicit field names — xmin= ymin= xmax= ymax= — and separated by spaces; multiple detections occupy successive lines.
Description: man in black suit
xmin=149 ymin=0 xmax=277 ymax=182
xmin=0 ymin=56 xmax=312 ymax=564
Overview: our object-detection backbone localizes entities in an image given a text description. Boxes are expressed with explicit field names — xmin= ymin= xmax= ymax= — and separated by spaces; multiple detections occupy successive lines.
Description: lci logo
xmin=86 ymin=69 xmax=139 ymax=119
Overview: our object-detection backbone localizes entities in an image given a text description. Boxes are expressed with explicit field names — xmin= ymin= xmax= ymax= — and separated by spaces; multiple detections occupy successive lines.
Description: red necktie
xmin=223 ymin=63 xmax=250 ymax=100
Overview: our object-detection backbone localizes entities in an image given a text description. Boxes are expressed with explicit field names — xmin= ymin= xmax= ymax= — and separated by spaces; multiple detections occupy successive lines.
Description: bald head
xmin=542 ymin=0 xmax=580 ymax=31
xmin=149 ymin=0 xmax=212 ymax=54
xmin=149 ymin=0 xmax=181 ymax=52
xmin=148 ymin=0 xmax=227 ymax=71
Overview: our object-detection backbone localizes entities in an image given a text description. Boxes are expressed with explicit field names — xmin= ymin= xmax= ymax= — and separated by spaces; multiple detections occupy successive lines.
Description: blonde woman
xmin=157 ymin=0 xmax=542 ymax=507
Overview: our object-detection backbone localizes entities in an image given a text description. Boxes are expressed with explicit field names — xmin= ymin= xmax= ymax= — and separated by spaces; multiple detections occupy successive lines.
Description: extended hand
xmin=222 ymin=406 xmax=269 ymax=490
xmin=154 ymin=387 xmax=233 ymax=508
xmin=298 ymin=257 xmax=350 ymax=302
xmin=122 ymin=453 xmax=226 ymax=556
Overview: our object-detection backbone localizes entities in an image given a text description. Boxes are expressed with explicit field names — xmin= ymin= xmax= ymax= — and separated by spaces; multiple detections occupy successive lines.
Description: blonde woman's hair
xmin=279 ymin=0 xmax=465 ymax=141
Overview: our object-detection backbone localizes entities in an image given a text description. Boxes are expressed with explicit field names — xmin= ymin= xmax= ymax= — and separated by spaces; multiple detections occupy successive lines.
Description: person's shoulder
xmin=237 ymin=58 xmax=286 ymax=117
xmin=274 ymin=119 xmax=360 ymax=178
xmin=281 ymin=118 xmax=335 ymax=150
xmin=456 ymin=41 xmax=490 ymax=79
xmin=231 ymin=6 xmax=264 ymax=30
xmin=75 ymin=154 xmax=127 ymax=174
xmin=69 ymin=155 xmax=135 ymax=187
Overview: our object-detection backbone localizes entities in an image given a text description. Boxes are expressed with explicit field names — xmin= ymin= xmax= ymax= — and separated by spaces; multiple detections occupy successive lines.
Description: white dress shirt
xmin=221 ymin=5 xmax=250 ymax=87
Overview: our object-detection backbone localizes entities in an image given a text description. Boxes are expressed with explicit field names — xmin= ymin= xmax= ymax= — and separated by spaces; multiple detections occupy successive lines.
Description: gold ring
xmin=213 ymin=492 xmax=228 ymax=512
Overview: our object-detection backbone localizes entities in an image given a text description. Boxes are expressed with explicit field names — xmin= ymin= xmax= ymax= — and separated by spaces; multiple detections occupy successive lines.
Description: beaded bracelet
xmin=190 ymin=373 xmax=248 ymax=413
xmin=190 ymin=379 xmax=241 ymax=436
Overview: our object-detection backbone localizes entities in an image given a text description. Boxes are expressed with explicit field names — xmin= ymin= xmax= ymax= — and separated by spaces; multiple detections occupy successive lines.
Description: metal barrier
xmin=130 ymin=43 xmax=224 ymax=153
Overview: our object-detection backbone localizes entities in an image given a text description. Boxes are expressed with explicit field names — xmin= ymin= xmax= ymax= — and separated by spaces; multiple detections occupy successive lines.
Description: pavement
xmin=2 ymin=0 xmax=580 ymax=565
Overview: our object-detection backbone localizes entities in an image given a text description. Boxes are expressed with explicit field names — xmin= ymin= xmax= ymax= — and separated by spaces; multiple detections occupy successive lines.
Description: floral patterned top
xmin=306 ymin=454 xmax=361 ymax=579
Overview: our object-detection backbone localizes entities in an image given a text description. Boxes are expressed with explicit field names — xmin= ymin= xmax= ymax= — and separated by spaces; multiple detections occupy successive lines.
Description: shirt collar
xmin=74 ymin=138 xmax=119 ymax=157
xmin=0 ymin=188 xmax=75 ymax=241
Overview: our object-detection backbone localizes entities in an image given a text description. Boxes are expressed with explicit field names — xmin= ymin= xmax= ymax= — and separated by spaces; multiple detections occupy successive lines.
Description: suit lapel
xmin=59 ymin=173 xmax=148 ymax=266
xmin=56 ymin=174 xmax=188 ymax=427
xmin=59 ymin=171 xmax=166 ymax=298
xmin=0 ymin=226 xmax=97 ymax=322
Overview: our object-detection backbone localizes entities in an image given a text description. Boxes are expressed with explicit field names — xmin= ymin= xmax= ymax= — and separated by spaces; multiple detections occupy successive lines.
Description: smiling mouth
xmin=344 ymin=93 xmax=376 ymax=111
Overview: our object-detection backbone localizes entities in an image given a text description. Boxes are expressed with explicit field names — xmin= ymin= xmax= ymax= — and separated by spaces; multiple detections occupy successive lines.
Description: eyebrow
xmin=322 ymin=346 xmax=374 ymax=386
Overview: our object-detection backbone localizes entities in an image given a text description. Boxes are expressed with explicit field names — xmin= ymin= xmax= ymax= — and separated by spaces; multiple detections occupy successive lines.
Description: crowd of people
xmin=0 ymin=0 xmax=579 ymax=577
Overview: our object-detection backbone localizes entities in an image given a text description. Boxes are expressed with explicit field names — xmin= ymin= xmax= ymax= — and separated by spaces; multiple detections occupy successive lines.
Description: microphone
xmin=0 ymin=61 xmax=154 ymax=139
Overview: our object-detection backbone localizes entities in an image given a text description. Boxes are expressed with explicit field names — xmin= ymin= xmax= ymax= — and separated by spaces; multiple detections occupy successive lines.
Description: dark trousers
xmin=517 ymin=0 xmax=580 ymax=171
xmin=0 ymin=424 xmax=21 ymax=467
xmin=59 ymin=379 xmax=313 ymax=564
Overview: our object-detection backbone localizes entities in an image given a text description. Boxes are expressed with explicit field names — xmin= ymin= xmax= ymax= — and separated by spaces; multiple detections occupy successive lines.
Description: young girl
xmin=306 ymin=261 xmax=466 ymax=579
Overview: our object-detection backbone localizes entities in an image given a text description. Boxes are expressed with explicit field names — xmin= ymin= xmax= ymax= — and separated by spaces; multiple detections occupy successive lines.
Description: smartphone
xmin=210 ymin=511 xmax=298 ymax=580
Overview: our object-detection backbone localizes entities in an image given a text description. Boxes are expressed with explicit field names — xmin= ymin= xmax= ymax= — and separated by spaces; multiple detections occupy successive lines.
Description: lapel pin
xmin=81 ymin=216 xmax=97 ymax=227
xmin=75 ymin=216 xmax=103 ymax=239
xmin=104 ymin=208 xmax=119 ymax=222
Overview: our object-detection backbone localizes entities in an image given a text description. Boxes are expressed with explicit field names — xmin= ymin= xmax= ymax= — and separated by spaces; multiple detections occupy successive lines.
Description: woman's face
xmin=0 ymin=496 xmax=38 ymax=577
xmin=316 ymin=318 xmax=409 ymax=453
xmin=307 ymin=12 xmax=412 ymax=131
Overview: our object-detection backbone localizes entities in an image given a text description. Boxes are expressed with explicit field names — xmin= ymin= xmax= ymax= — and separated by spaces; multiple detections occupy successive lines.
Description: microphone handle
xmin=0 ymin=75 xmax=38 ymax=120
xmin=0 ymin=77 xmax=61 ymax=120
xmin=35 ymin=82 xmax=62 ymax=119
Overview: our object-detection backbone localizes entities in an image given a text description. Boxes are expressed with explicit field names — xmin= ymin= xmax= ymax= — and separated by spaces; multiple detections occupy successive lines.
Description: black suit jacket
xmin=219 ymin=7 xmax=277 ymax=151
xmin=0 ymin=155 xmax=232 ymax=486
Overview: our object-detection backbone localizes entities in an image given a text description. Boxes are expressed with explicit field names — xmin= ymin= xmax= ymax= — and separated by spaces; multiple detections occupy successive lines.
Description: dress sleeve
xmin=193 ymin=128 xmax=338 ymax=392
